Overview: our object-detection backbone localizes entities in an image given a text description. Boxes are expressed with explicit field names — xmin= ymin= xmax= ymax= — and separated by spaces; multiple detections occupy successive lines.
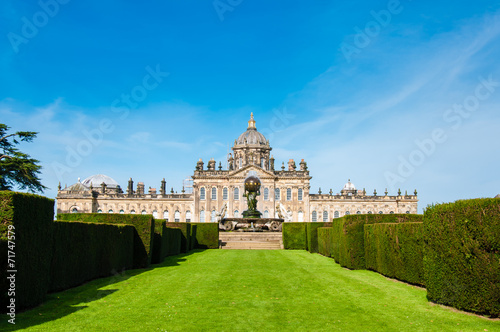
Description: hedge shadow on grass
xmin=0 ymin=253 xmax=192 ymax=332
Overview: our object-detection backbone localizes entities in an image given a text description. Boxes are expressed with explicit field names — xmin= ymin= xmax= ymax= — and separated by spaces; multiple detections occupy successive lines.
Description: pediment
xmin=229 ymin=165 xmax=276 ymax=179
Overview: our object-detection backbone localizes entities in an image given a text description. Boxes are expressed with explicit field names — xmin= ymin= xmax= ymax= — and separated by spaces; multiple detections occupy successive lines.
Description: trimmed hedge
xmin=307 ymin=222 xmax=333 ymax=253
xmin=424 ymin=199 xmax=500 ymax=317
xmin=50 ymin=221 xmax=134 ymax=292
xmin=166 ymin=227 xmax=182 ymax=256
xmin=165 ymin=223 xmax=191 ymax=253
xmin=334 ymin=214 xmax=424 ymax=270
xmin=317 ymin=227 xmax=333 ymax=257
xmin=58 ymin=213 xmax=155 ymax=268
xmin=190 ymin=223 xmax=219 ymax=249
xmin=0 ymin=192 xmax=54 ymax=311
xmin=364 ymin=222 xmax=425 ymax=286
xmin=152 ymin=220 xmax=167 ymax=264
xmin=331 ymin=219 xmax=343 ymax=263
xmin=282 ymin=223 xmax=307 ymax=250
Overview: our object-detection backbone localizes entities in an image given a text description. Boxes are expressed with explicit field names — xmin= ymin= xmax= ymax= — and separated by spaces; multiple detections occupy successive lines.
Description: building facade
xmin=56 ymin=114 xmax=419 ymax=221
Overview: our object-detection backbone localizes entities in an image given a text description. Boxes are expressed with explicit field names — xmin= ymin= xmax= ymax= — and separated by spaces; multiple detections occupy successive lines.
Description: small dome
xmin=82 ymin=174 xmax=119 ymax=189
xmin=342 ymin=179 xmax=356 ymax=191
xmin=66 ymin=182 xmax=89 ymax=192
xmin=235 ymin=113 xmax=267 ymax=146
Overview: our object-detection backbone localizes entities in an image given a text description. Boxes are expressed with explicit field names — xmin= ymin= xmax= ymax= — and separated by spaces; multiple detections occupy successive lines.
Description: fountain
xmin=219 ymin=175 xmax=283 ymax=232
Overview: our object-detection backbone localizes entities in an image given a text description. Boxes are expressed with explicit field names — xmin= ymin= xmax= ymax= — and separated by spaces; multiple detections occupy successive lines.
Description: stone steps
xmin=219 ymin=232 xmax=283 ymax=250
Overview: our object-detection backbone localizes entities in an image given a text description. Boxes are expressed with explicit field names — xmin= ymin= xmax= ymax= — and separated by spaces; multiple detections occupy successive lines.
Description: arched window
xmin=71 ymin=207 xmax=78 ymax=213
xmin=298 ymin=211 xmax=304 ymax=222
xmin=234 ymin=210 xmax=239 ymax=218
xmin=239 ymin=158 xmax=242 ymax=168
xmin=323 ymin=211 xmax=328 ymax=222
xmin=334 ymin=211 xmax=339 ymax=219
xmin=97 ymin=209 xmax=103 ymax=213
xmin=223 ymin=187 xmax=228 ymax=200
xmin=163 ymin=210 xmax=169 ymax=220
xmin=200 ymin=210 xmax=205 ymax=222
xmin=200 ymin=187 xmax=206 ymax=200
xmin=356 ymin=211 xmax=361 ymax=214
xmin=234 ymin=187 xmax=239 ymax=200
xmin=287 ymin=188 xmax=292 ymax=201
xmin=211 ymin=187 xmax=217 ymax=200
xmin=378 ymin=211 xmax=383 ymax=214
xmin=345 ymin=211 xmax=350 ymax=215
xmin=264 ymin=210 xmax=269 ymax=218
xmin=109 ymin=209 xmax=114 ymax=214
xmin=298 ymin=188 xmax=303 ymax=201
xmin=275 ymin=188 xmax=280 ymax=200
xmin=390 ymin=211 xmax=394 ymax=214
xmin=141 ymin=210 xmax=147 ymax=215
xmin=368 ymin=211 xmax=373 ymax=214
xmin=119 ymin=209 xmax=125 ymax=214
xmin=406 ymin=211 xmax=410 ymax=214
xmin=261 ymin=158 xmax=265 ymax=169
xmin=264 ymin=188 xmax=269 ymax=201
xmin=175 ymin=210 xmax=180 ymax=222
xmin=153 ymin=210 xmax=158 ymax=218
xmin=211 ymin=210 xmax=216 ymax=222
xmin=312 ymin=211 xmax=317 ymax=222
xmin=130 ymin=210 xmax=136 ymax=214
xmin=186 ymin=211 xmax=192 ymax=222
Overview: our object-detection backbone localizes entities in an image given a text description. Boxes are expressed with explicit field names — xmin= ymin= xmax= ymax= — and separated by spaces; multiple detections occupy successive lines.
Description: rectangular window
xmin=223 ymin=188 xmax=228 ymax=200
xmin=234 ymin=187 xmax=239 ymax=200
xmin=298 ymin=188 xmax=303 ymax=201
xmin=275 ymin=188 xmax=280 ymax=200
xmin=211 ymin=187 xmax=217 ymax=200
xmin=287 ymin=188 xmax=292 ymax=201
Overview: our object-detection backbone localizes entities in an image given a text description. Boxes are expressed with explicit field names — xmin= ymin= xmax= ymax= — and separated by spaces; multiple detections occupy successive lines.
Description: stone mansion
xmin=56 ymin=114 xmax=419 ymax=222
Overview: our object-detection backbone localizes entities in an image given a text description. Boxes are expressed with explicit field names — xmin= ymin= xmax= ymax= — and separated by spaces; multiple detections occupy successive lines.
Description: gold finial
xmin=248 ymin=112 xmax=256 ymax=129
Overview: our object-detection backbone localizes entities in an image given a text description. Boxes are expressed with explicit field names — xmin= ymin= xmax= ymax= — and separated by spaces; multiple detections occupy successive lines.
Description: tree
xmin=0 ymin=123 xmax=47 ymax=193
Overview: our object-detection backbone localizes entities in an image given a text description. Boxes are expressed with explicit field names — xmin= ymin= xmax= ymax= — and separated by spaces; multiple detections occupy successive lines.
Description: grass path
xmin=2 ymin=250 xmax=499 ymax=331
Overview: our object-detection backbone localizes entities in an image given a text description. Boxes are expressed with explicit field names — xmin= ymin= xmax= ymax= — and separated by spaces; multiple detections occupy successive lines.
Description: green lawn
xmin=3 ymin=250 xmax=499 ymax=331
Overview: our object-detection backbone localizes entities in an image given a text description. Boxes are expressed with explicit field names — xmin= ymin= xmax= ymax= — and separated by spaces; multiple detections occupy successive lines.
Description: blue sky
xmin=1 ymin=0 xmax=500 ymax=212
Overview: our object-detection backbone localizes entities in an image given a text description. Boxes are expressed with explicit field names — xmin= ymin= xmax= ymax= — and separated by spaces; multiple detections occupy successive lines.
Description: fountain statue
xmin=242 ymin=176 xmax=262 ymax=218
xmin=219 ymin=174 xmax=284 ymax=232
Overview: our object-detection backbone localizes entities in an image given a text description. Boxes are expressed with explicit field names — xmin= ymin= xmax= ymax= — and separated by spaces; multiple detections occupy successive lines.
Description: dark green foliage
xmin=152 ymin=220 xmax=167 ymax=264
xmin=57 ymin=213 xmax=155 ymax=268
xmin=151 ymin=221 xmax=186 ymax=263
xmin=335 ymin=214 xmax=423 ymax=270
xmin=317 ymin=227 xmax=333 ymax=257
xmin=282 ymin=223 xmax=307 ymax=250
xmin=166 ymin=227 xmax=182 ymax=256
xmin=306 ymin=222 xmax=333 ymax=253
xmin=50 ymin=221 xmax=134 ymax=292
xmin=364 ymin=223 xmax=425 ymax=286
xmin=331 ymin=219 xmax=343 ymax=263
xmin=0 ymin=124 xmax=46 ymax=193
xmin=190 ymin=223 xmax=219 ymax=249
xmin=165 ymin=223 xmax=191 ymax=253
xmin=0 ymin=192 xmax=54 ymax=310
xmin=424 ymin=198 xmax=500 ymax=317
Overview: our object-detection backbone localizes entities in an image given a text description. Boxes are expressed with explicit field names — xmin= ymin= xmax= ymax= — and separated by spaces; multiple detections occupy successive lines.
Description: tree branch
xmin=0 ymin=133 xmax=18 ymax=144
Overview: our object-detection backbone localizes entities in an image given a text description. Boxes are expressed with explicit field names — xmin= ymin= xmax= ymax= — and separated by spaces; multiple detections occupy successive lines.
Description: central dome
xmin=236 ymin=113 xmax=267 ymax=146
